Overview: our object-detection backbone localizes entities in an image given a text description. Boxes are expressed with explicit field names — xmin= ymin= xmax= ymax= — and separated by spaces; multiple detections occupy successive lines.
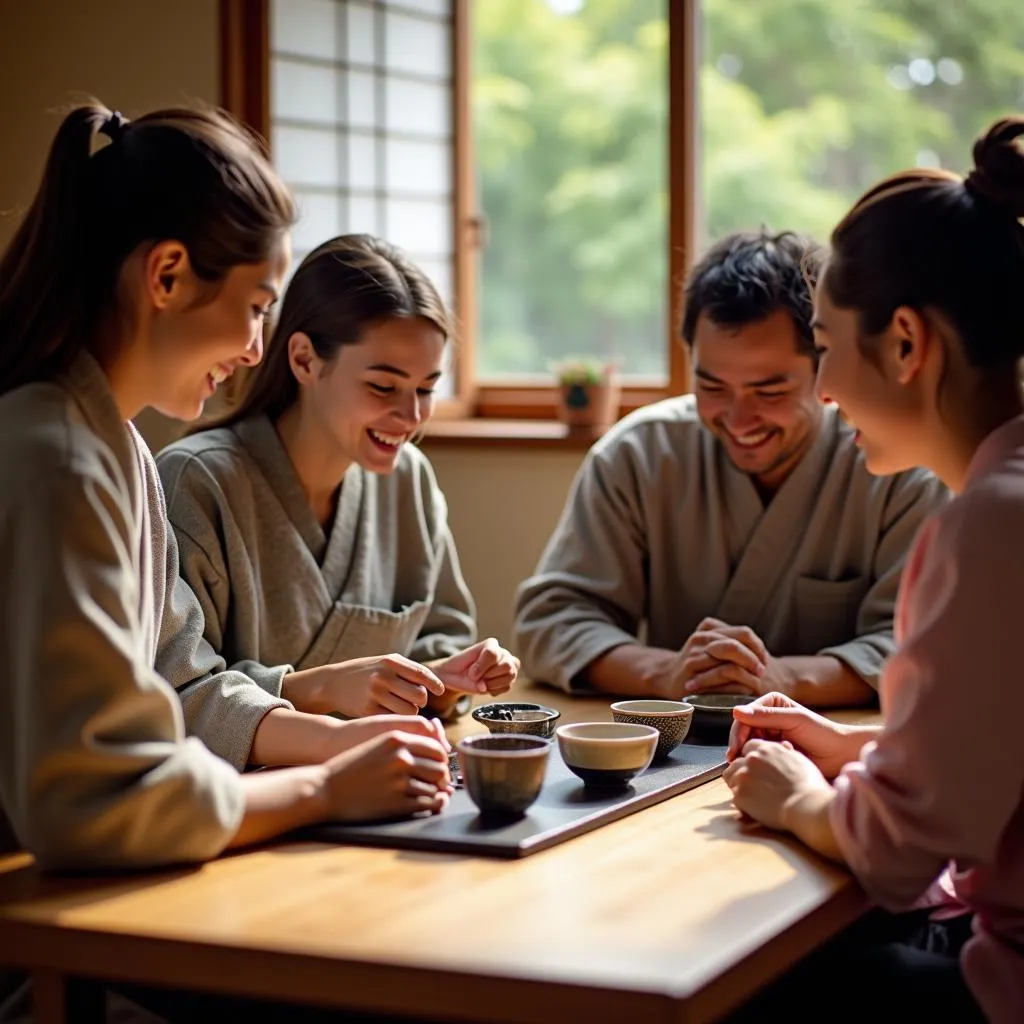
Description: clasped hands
xmin=654 ymin=616 xmax=792 ymax=700
xmin=721 ymin=691 xmax=871 ymax=850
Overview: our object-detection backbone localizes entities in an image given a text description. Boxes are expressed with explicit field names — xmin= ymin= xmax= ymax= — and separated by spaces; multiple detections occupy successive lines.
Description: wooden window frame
xmin=221 ymin=0 xmax=697 ymax=426
xmin=221 ymin=0 xmax=270 ymax=150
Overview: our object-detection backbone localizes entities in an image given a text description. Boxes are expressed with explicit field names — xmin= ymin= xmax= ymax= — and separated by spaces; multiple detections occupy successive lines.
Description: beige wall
xmin=0 ymin=1 xmax=578 ymax=655
xmin=422 ymin=445 xmax=584 ymax=648
xmin=0 ymin=0 xmax=219 ymax=249
xmin=0 ymin=0 xmax=220 ymax=452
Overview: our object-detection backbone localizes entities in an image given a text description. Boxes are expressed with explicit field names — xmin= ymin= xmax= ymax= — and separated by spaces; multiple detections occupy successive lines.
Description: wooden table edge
xmin=0 ymin=876 xmax=869 ymax=1024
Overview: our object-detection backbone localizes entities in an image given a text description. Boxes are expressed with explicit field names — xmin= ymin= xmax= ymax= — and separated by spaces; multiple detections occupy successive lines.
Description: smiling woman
xmin=158 ymin=233 xmax=520 ymax=726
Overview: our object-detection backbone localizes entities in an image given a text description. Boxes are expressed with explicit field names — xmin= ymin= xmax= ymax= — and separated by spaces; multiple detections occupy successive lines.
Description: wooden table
xmin=0 ymin=683 xmax=878 ymax=1023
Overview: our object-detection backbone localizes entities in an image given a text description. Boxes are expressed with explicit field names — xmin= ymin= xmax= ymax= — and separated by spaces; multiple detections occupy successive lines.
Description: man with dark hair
xmin=514 ymin=230 xmax=948 ymax=706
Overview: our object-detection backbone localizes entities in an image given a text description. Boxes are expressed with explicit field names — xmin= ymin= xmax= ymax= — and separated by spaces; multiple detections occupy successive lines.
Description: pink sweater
xmin=831 ymin=416 xmax=1024 ymax=1024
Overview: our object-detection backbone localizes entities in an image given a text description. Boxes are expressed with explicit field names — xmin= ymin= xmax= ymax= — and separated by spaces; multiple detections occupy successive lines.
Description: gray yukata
xmin=514 ymin=396 xmax=950 ymax=691
xmin=156 ymin=416 xmax=476 ymax=684
xmin=0 ymin=353 xmax=292 ymax=871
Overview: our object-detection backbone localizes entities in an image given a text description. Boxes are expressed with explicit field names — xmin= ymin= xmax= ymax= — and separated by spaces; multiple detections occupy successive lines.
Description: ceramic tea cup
xmin=472 ymin=702 xmax=561 ymax=740
xmin=456 ymin=734 xmax=551 ymax=818
xmin=684 ymin=693 xmax=756 ymax=742
xmin=555 ymin=722 xmax=658 ymax=788
xmin=610 ymin=699 xmax=694 ymax=759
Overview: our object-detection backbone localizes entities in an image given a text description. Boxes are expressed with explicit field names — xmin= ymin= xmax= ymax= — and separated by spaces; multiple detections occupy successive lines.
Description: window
xmin=474 ymin=1 xmax=668 ymax=381
xmin=225 ymin=0 xmax=1024 ymax=427
xmin=224 ymin=0 xmax=694 ymax=423
xmin=268 ymin=0 xmax=458 ymax=398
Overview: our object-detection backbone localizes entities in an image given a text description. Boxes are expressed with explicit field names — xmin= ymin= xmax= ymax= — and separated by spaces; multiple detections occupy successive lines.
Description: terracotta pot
xmin=556 ymin=378 xmax=621 ymax=428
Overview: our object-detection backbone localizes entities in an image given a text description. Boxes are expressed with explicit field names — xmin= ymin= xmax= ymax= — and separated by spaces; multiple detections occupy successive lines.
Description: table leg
xmin=32 ymin=970 xmax=105 ymax=1024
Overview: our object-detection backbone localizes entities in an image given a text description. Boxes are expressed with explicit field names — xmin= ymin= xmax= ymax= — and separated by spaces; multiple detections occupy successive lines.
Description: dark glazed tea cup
xmin=472 ymin=702 xmax=561 ymax=739
xmin=456 ymin=734 xmax=551 ymax=819
xmin=684 ymin=693 xmax=756 ymax=742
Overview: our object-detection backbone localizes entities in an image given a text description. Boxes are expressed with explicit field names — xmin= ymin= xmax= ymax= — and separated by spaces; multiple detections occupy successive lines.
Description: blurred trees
xmin=475 ymin=0 xmax=1024 ymax=376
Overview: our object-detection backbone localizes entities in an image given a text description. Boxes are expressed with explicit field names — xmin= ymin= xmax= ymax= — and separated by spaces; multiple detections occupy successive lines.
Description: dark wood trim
xmin=449 ymin=0 xmax=477 ymax=418
xmin=668 ymin=0 xmax=698 ymax=397
xmin=421 ymin=418 xmax=606 ymax=449
xmin=217 ymin=0 xmax=271 ymax=412
xmin=220 ymin=0 xmax=271 ymax=144
xmin=474 ymin=385 xmax=667 ymax=421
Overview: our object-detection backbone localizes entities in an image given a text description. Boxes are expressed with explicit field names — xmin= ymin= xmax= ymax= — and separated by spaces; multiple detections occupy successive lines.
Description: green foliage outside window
xmin=474 ymin=0 xmax=1024 ymax=378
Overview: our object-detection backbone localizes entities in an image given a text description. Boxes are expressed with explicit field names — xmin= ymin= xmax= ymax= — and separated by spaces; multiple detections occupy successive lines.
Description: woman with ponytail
xmin=724 ymin=118 xmax=1024 ymax=1022
xmin=0 ymin=103 xmax=452 ymax=880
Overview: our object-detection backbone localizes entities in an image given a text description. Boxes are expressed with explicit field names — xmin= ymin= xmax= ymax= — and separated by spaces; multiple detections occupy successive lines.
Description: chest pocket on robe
xmin=793 ymin=575 xmax=869 ymax=655
xmin=296 ymin=599 xmax=433 ymax=670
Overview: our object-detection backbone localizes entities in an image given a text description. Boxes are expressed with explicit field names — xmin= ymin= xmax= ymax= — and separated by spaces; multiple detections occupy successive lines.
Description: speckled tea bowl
xmin=555 ymin=722 xmax=659 ymax=788
xmin=610 ymin=699 xmax=694 ymax=759
xmin=456 ymin=734 xmax=551 ymax=818
xmin=472 ymin=701 xmax=561 ymax=739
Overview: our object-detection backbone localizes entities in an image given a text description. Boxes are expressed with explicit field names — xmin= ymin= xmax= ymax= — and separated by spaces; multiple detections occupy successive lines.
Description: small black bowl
xmin=684 ymin=693 xmax=756 ymax=742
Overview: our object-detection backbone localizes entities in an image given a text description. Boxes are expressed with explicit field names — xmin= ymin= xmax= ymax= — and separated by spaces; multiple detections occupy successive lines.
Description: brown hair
xmin=212 ymin=233 xmax=452 ymax=429
xmin=0 ymin=101 xmax=295 ymax=393
xmin=824 ymin=116 xmax=1024 ymax=370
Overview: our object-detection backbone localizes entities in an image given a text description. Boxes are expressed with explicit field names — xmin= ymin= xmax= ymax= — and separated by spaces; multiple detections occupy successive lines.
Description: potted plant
xmin=553 ymin=357 xmax=621 ymax=429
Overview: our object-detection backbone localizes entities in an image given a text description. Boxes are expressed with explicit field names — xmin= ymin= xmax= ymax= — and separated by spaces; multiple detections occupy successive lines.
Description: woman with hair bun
xmin=724 ymin=117 xmax=1024 ymax=1022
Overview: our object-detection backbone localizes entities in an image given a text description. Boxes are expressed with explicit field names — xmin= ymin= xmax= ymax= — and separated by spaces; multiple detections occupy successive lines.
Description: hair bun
xmin=964 ymin=117 xmax=1024 ymax=218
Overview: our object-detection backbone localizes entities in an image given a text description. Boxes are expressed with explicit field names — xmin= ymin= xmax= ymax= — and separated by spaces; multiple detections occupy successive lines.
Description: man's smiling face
xmin=693 ymin=307 xmax=824 ymax=493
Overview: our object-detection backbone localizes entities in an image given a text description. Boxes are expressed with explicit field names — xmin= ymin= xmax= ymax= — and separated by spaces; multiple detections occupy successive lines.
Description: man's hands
xmin=649 ymin=618 xmax=793 ymax=700
xmin=676 ymin=617 xmax=770 ymax=693
xmin=590 ymin=621 xmax=872 ymax=708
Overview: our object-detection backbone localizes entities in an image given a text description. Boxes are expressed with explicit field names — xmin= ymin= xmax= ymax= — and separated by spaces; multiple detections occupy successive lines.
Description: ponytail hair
xmin=824 ymin=115 xmax=1024 ymax=370
xmin=0 ymin=100 xmax=295 ymax=393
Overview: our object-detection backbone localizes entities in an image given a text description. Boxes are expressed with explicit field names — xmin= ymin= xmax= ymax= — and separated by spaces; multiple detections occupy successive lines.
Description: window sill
xmin=420 ymin=418 xmax=609 ymax=450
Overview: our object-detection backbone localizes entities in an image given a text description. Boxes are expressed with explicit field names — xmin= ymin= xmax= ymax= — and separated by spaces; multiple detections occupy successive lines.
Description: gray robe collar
xmin=715 ymin=404 xmax=842 ymax=624
xmin=231 ymin=415 xmax=364 ymax=597
xmin=58 ymin=351 xmax=138 ymax=483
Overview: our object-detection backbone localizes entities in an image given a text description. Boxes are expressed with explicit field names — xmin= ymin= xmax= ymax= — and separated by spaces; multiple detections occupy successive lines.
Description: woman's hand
xmin=723 ymin=739 xmax=828 ymax=829
xmin=319 ymin=728 xmax=453 ymax=822
xmin=431 ymin=639 xmax=520 ymax=696
xmin=334 ymin=714 xmax=450 ymax=756
xmin=727 ymin=691 xmax=873 ymax=780
xmin=231 ymin=726 xmax=452 ymax=848
xmin=284 ymin=655 xmax=446 ymax=717
xmin=723 ymin=738 xmax=843 ymax=861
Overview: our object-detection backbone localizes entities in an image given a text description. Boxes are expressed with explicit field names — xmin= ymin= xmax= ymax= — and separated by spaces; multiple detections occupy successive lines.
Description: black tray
xmin=305 ymin=740 xmax=727 ymax=859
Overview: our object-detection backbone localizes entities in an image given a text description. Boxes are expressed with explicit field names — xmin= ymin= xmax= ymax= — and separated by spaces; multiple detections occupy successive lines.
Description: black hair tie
xmin=99 ymin=110 xmax=128 ymax=143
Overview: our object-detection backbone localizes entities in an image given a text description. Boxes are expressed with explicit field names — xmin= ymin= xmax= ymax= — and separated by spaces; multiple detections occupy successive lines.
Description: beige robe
xmin=156 ymin=416 xmax=476 ymax=682
xmin=0 ymin=354 xmax=290 ymax=872
xmin=514 ymin=396 xmax=950 ymax=691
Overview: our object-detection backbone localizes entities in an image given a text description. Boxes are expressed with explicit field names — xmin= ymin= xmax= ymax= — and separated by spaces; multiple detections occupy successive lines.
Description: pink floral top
xmin=831 ymin=415 xmax=1024 ymax=1024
